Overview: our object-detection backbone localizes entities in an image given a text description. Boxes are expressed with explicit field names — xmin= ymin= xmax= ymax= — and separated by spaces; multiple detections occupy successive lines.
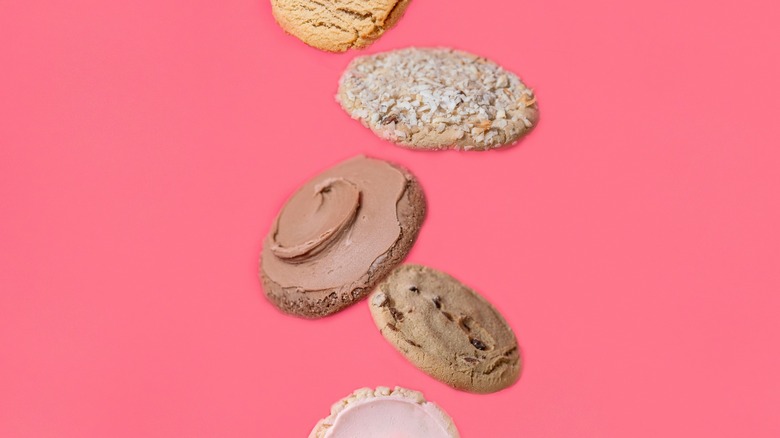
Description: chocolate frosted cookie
xmin=369 ymin=265 xmax=521 ymax=393
xmin=261 ymin=156 xmax=425 ymax=318
xmin=270 ymin=0 xmax=411 ymax=52
xmin=338 ymin=48 xmax=539 ymax=151
xmin=309 ymin=386 xmax=459 ymax=438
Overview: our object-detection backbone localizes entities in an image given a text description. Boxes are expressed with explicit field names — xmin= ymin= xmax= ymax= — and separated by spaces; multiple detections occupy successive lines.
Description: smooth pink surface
xmin=1 ymin=0 xmax=779 ymax=436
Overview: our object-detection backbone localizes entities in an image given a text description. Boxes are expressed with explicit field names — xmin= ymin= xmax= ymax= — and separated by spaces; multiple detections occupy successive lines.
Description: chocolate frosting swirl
xmin=271 ymin=178 xmax=361 ymax=263
xmin=263 ymin=156 xmax=410 ymax=292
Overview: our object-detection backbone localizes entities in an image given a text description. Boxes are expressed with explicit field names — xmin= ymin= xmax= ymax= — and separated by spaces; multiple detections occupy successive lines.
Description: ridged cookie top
xmin=338 ymin=48 xmax=539 ymax=150
xmin=270 ymin=0 xmax=411 ymax=52
xmin=370 ymin=265 xmax=522 ymax=393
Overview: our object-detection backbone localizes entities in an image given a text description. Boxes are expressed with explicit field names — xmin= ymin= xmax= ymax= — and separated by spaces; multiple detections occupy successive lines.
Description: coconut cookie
xmin=270 ymin=0 xmax=411 ymax=52
xmin=260 ymin=156 xmax=425 ymax=318
xmin=338 ymin=48 xmax=539 ymax=151
xmin=369 ymin=265 xmax=521 ymax=393
xmin=309 ymin=386 xmax=459 ymax=438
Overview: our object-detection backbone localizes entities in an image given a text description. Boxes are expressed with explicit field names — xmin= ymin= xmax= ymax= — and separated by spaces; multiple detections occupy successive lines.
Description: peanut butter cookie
xmin=271 ymin=0 xmax=411 ymax=52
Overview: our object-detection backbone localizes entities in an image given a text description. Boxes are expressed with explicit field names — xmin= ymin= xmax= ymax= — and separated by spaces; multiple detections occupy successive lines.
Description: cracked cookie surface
xmin=369 ymin=265 xmax=521 ymax=393
xmin=271 ymin=0 xmax=410 ymax=52
xmin=338 ymin=48 xmax=539 ymax=150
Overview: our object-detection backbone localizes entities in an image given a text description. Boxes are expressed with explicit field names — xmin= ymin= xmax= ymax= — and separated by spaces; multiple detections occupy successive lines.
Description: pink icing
xmin=324 ymin=397 xmax=453 ymax=438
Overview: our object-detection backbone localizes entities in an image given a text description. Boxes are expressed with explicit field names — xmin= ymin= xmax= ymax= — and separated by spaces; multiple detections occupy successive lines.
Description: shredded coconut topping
xmin=338 ymin=48 xmax=539 ymax=150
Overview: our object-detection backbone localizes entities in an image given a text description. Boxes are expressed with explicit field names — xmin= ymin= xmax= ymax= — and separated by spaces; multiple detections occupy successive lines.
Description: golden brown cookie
xmin=270 ymin=0 xmax=411 ymax=52
xmin=369 ymin=265 xmax=521 ymax=393
xmin=260 ymin=156 xmax=425 ymax=318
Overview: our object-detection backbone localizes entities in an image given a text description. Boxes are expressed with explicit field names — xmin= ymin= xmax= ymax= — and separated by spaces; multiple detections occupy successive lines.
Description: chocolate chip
xmin=409 ymin=286 xmax=419 ymax=293
xmin=389 ymin=307 xmax=404 ymax=322
xmin=442 ymin=311 xmax=454 ymax=322
xmin=405 ymin=339 xmax=421 ymax=348
xmin=470 ymin=338 xmax=488 ymax=350
xmin=432 ymin=296 xmax=441 ymax=309
xmin=386 ymin=323 xmax=399 ymax=331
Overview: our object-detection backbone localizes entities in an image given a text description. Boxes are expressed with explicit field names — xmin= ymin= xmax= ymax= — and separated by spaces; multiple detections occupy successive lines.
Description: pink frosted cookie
xmin=309 ymin=386 xmax=459 ymax=438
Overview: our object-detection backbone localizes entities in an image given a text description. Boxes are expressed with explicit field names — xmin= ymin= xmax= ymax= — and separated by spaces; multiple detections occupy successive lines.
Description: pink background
xmin=1 ymin=0 xmax=779 ymax=436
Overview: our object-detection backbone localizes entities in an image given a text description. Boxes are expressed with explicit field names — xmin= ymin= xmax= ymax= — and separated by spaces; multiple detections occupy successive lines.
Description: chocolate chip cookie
xmin=369 ymin=265 xmax=521 ymax=393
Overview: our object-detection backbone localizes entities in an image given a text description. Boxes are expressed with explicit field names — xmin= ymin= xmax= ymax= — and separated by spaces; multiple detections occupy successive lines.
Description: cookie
xmin=260 ymin=156 xmax=425 ymax=318
xmin=338 ymin=47 xmax=539 ymax=151
xmin=308 ymin=386 xmax=459 ymax=438
xmin=369 ymin=265 xmax=521 ymax=393
xmin=270 ymin=0 xmax=411 ymax=52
